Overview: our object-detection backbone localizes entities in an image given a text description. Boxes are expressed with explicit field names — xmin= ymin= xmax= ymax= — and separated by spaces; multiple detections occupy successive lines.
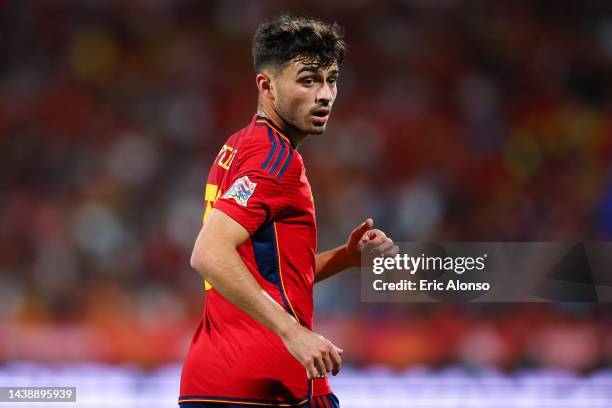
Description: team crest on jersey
xmin=223 ymin=176 xmax=257 ymax=207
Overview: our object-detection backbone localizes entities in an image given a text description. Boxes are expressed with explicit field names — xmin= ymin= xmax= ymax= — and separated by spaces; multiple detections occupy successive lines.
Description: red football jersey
xmin=179 ymin=115 xmax=332 ymax=406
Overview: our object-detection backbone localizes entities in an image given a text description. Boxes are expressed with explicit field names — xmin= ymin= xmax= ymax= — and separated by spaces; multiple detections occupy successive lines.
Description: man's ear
xmin=256 ymin=72 xmax=275 ymax=100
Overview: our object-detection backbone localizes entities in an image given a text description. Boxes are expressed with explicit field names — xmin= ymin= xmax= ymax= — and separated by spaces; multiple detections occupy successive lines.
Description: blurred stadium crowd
xmin=2 ymin=1 xmax=612 ymax=371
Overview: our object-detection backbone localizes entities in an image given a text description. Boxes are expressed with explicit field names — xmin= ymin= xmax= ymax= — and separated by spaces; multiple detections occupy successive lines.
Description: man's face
xmin=271 ymin=59 xmax=339 ymax=135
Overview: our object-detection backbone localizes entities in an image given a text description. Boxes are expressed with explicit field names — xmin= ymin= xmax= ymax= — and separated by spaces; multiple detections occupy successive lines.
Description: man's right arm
xmin=190 ymin=208 xmax=342 ymax=379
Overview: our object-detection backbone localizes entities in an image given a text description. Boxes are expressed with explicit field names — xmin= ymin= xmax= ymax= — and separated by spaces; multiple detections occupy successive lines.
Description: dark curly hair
xmin=252 ymin=15 xmax=347 ymax=73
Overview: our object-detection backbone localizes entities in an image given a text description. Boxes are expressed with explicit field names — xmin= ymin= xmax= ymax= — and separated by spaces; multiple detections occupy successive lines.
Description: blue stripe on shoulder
xmin=260 ymin=127 xmax=277 ymax=171
xmin=275 ymin=147 xmax=293 ymax=178
xmin=269 ymin=133 xmax=286 ymax=175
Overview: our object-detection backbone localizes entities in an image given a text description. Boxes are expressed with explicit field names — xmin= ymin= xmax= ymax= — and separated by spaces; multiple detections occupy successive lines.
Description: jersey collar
xmin=255 ymin=115 xmax=295 ymax=149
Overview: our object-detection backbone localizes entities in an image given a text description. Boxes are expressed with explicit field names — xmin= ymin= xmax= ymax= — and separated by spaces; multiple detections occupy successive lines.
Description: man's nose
xmin=316 ymin=83 xmax=333 ymax=105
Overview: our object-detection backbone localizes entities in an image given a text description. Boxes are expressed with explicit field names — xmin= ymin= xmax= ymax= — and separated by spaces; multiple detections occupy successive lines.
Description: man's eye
xmin=328 ymin=78 xmax=337 ymax=85
xmin=302 ymin=78 xmax=315 ymax=86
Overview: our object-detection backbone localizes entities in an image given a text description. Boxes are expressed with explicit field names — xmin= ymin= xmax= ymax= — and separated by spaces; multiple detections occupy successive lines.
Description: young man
xmin=179 ymin=15 xmax=397 ymax=408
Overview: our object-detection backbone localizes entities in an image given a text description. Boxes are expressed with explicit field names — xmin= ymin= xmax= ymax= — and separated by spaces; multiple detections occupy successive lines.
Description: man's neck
xmin=256 ymin=106 xmax=306 ymax=149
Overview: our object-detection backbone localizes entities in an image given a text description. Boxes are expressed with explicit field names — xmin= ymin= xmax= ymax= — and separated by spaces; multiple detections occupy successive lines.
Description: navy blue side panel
xmin=251 ymin=223 xmax=279 ymax=285
xmin=251 ymin=223 xmax=297 ymax=321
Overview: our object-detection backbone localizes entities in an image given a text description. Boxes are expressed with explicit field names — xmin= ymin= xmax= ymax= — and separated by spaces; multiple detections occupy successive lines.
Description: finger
xmin=371 ymin=240 xmax=395 ymax=254
xmin=352 ymin=218 xmax=374 ymax=241
xmin=330 ymin=346 xmax=342 ymax=376
xmin=314 ymin=356 xmax=327 ymax=377
xmin=365 ymin=229 xmax=387 ymax=240
xmin=363 ymin=232 xmax=387 ymax=247
xmin=384 ymin=245 xmax=400 ymax=257
xmin=306 ymin=361 xmax=317 ymax=380
xmin=336 ymin=346 xmax=343 ymax=355
xmin=322 ymin=351 xmax=334 ymax=373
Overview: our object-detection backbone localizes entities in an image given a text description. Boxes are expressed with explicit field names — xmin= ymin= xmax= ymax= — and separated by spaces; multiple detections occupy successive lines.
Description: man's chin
xmin=308 ymin=125 xmax=326 ymax=135
xmin=305 ymin=121 xmax=327 ymax=134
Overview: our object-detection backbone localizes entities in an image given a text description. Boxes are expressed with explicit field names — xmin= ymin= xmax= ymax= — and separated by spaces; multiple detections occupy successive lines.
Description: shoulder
xmin=235 ymin=120 xmax=299 ymax=181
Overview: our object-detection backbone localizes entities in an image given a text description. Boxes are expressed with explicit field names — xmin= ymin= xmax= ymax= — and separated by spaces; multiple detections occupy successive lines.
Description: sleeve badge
xmin=222 ymin=175 xmax=257 ymax=207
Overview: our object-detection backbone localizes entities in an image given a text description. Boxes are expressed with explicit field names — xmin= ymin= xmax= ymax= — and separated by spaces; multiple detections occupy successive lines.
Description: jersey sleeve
xmin=213 ymin=138 xmax=295 ymax=235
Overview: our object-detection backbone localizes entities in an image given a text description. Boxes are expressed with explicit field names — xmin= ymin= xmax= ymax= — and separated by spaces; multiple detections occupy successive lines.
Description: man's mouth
xmin=312 ymin=108 xmax=330 ymax=117
xmin=311 ymin=109 xmax=330 ymax=124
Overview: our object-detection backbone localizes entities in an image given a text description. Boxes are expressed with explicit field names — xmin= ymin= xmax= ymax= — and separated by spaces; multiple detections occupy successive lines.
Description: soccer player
xmin=179 ymin=15 xmax=398 ymax=408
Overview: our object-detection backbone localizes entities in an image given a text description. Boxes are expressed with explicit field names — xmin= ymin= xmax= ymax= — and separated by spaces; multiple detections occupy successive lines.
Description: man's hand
xmin=346 ymin=218 xmax=399 ymax=267
xmin=280 ymin=324 xmax=343 ymax=379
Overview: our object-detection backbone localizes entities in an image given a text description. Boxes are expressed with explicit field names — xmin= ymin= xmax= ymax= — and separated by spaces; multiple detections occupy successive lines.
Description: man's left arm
xmin=314 ymin=219 xmax=399 ymax=283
